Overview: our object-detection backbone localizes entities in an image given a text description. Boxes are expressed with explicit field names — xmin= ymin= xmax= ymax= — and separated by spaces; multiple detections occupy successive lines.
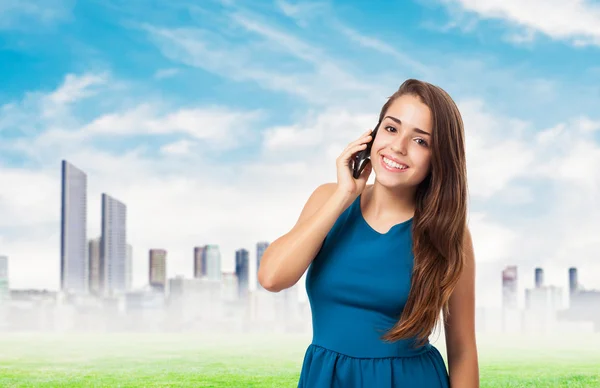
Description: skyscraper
xmin=100 ymin=193 xmax=127 ymax=296
xmin=0 ymin=256 xmax=8 ymax=300
xmin=256 ymin=241 xmax=269 ymax=290
xmin=205 ymin=245 xmax=221 ymax=280
xmin=88 ymin=237 xmax=101 ymax=295
xmin=502 ymin=265 xmax=518 ymax=309
xmin=569 ymin=267 xmax=578 ymax=295
xmin=222 ymin=271 xmax=238 ymax=302
xmin=535 ymin=267 xmax=544 ymax=288
xmin=149 ymin=249 xmax=167 ymax=291
xmin=60 ymin=160 xmax=88 ymax=294
xmin=194 ymin=246 xmax=206 ymax=278
xmin=126 ymin=243 xmax=133 ymax=292
xmin=235 ymin=248 xmax=249 ymax=299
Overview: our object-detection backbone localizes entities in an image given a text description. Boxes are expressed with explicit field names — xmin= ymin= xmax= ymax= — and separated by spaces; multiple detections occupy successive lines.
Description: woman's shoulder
xmin=307 ymin=182 xmax=339 ymax=208
xmin=315 ymin=182 xmax=338 ymax=194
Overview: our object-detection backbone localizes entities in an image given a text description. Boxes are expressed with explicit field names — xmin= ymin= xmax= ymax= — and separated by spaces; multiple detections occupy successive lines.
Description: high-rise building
xmin=502 ymin=265 xmax=518 ymax=309
xmin=149 ymin=249 xmax=167 ymax=291
xmin=0 ymin=255 xmax=8 ymax=300
xmin=535 ymin=267 xmax=544 ymax=288
xmin=526 ymin=285 xmax=563 ymax=311
xmin=126 ymin=243 xmax=133 ymax=291
xmin=100 ymin=193 xmax=127 ymax=296
xmin=205 ymin=245 xmax=221 ymax=280
xmin=256 ymin=241 xmax=269 ymax=289
xmin=222 ymin=271 xmax=238 ymax=302
xmin=194 ymin=246 xmax=206 ymax=278
xmin=60 ymin=160 xmax=88 ymax=294
xmin=569 ymin=267 xmax=578 ymax=295
xmin=88 ymin=237 xmax=101 ymax=295
xmin=235 ymin=249 xmax=249 ymax=299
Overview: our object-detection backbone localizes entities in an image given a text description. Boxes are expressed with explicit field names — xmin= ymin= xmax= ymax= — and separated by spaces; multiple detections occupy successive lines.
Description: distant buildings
xmin=126 ymin=244 xmax=133 ymax=292
xmin=558 ymin=267 xmax=600 ymax=331
xmin=523 ymin=267 xmax=563 ymax=333
xmin=502 ymin=265 xmax=518 ymax=310
xmin=193 ymin=246 xmax=206 ymax=278
xmin=149 ymin=249 xmax=167 ymax=291
xmin=221 ymin=271 xmax=238 ymax=302
xmin=1 ymin=159 xmax=311 ymax=333
xmin=60 ymin=160 xmax=130 ymax=297
xmin=204 ymin=245 xmax=221 ymax=281
xmin=491 ymin=265 xmax=600 ymax=334
xmin=235 ymin=249 xmax=249 ymax=299
xmin=0 ymin=256 xmax=8 ymax=301
xmin=535 ymin=267 xmax=544 ymax=288
xmin=60 ymin=160 xmax=88 ymax=294
xmin=88 ymin=238 xmax=101 ymax=296
xmin=256 ymin=242 xmax=269 ymax=290
xmin=101 ymin=193 xmax=128 ymax=296
xmin=569 ymin=267 xmax=578 ymax=295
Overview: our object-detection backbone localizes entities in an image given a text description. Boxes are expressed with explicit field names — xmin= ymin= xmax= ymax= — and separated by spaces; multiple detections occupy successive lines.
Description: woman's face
xmin=370 ymin=94 xmax=433 ymax=190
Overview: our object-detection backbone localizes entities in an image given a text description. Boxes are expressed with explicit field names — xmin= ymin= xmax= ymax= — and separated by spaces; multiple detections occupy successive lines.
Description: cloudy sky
xmin=1 ymin=0 xmax=599 ymax=308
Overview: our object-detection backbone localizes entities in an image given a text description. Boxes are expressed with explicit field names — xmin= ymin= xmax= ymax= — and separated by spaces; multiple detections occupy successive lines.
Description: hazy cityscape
xmin=0 ymin=160 xmax=599 ymax=335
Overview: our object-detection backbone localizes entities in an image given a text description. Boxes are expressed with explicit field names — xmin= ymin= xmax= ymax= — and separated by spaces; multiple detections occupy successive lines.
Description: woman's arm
xmin=258 ymin=183 xmax=354 ymax=292
xmin=444 ymin=226 xmax=480 ymax=387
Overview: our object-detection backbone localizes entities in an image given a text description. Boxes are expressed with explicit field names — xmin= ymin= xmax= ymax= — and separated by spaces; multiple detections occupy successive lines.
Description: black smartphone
xmin=352 ymin=120 xmax=381 ymax=179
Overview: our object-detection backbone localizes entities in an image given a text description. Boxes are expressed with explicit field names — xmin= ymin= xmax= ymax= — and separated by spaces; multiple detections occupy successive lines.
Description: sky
xmin=1 ymin=0 xmax=600 ymax=309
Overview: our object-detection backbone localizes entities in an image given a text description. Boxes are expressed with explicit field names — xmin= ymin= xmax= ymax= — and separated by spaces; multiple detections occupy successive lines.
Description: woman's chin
xmin=373 ymin=171 xmax=421 ymax=191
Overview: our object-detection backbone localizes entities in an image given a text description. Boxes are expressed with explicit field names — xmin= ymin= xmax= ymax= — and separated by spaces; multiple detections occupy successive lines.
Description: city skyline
xmin=0 ymin=158 xmax=597 ymax=309
xmin=56 ymin=159 xmax=272 ymax=297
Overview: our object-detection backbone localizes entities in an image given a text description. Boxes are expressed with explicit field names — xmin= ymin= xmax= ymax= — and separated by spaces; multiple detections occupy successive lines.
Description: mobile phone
xmin=352 ymin=120 xmax=381 ymax=179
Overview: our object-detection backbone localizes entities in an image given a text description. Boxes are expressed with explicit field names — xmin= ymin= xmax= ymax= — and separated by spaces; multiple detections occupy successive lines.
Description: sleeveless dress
xmin=298 ymin=194 xmax=450 ymax=388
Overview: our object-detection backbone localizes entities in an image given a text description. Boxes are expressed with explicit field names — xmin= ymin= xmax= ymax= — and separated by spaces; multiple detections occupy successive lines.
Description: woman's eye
xmin=415 ymin=138 xmax=428 ymax=147
xmin=385 ymin=126 xmax=396 ymax=132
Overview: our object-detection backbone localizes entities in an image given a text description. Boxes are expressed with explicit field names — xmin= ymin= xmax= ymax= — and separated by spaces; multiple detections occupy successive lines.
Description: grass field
xmin=1 ymin=332 xmax=599 ymax=387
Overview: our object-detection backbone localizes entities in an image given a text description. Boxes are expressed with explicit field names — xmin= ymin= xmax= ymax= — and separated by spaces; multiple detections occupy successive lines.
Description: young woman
xmin=259 ymin=79 xmax=479 ymax=387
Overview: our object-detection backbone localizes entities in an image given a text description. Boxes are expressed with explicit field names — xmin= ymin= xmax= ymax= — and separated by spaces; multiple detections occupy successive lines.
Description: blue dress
xmin=298 ymin=194 xmax=450 ymax=387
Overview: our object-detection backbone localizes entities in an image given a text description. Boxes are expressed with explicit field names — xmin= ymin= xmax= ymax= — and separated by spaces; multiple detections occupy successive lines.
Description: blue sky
xmin=1 ymin=0 xmax=600 ymax=308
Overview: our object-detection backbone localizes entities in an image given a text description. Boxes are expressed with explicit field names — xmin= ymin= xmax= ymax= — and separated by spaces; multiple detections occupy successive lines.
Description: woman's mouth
xmin=380 ymin=155 xmax=409 ymax=172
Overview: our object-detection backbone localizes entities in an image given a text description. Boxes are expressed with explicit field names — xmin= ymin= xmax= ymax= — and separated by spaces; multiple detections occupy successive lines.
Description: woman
xmin=258 ymin=79 xmax=479 ymax=387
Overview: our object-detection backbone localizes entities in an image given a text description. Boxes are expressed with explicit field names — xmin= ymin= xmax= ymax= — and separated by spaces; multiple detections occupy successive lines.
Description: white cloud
xmin=0 ymin=167 xmax=59 ymax=227
xmin=80 ymin=104 xmax=265 ymax=149
xmin=0 ymin=72 xmax=109 ymax=140
xmin=153 ymin=68 xmax=180 ymax=79
xmin=142 ymin=14 xmax=386 ymax=108
xmin=0 ymin=0 xmax=74 ymax=30
xmin=160 ymin=139 xmax=195 ymax=156
xmin=441 ymin=0 xmax=600 ymax=46
xmin=47 ymin=73 xmax=108 ymax=105
xmin=460 ymin=99 xmax=537 ymax=198
xmin=6 ymin=101 xmax=265 ymax=157
xmin=261 ymin=109 xmax=374 ymax=151
xmin=468 ymin=212 xmax=519 ymax=263
xmin=504 ymin=27 xmax=537 ymax=46
xmin=275 ymin=0 xmax=329 ymax=27
xmin=272 ymin=1 xmax=432 ymax=77
xmin=330 ymin=22 xmax=433 ymax=77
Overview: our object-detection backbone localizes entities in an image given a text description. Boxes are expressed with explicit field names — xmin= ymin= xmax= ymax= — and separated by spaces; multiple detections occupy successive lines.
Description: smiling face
xmin=370 ymin=93 xmax=433 ymax=190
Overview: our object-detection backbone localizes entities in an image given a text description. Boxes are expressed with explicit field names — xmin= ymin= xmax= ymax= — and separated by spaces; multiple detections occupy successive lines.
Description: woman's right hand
xmin=335 ymin=129 xmax=374 ymax=198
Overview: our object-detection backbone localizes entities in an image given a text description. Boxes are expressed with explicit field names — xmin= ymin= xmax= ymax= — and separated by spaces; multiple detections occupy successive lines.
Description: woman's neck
xmin=362 ymin=181 xmax=417 ymax=221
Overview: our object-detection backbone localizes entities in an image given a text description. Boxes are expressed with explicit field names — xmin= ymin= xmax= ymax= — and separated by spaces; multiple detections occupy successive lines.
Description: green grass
xmin=1 ymin=332 xmax=599 ymax=387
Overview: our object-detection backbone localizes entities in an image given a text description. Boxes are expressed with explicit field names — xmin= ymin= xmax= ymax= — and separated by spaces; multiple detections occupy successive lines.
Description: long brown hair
xmin=378 ymin=79 xmax=468 ymax=347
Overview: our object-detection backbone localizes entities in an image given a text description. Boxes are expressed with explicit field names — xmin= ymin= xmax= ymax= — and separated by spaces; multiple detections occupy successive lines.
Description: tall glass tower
xmin=101 ymin=193 xmax=127 ymax=295
xmin=60 ymin=160 xmax=88 ymax=294
xmin=205 ymin=244 xmax=221 ymax=280
xmin=235 ymin=248 xmax=249 ymax=298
